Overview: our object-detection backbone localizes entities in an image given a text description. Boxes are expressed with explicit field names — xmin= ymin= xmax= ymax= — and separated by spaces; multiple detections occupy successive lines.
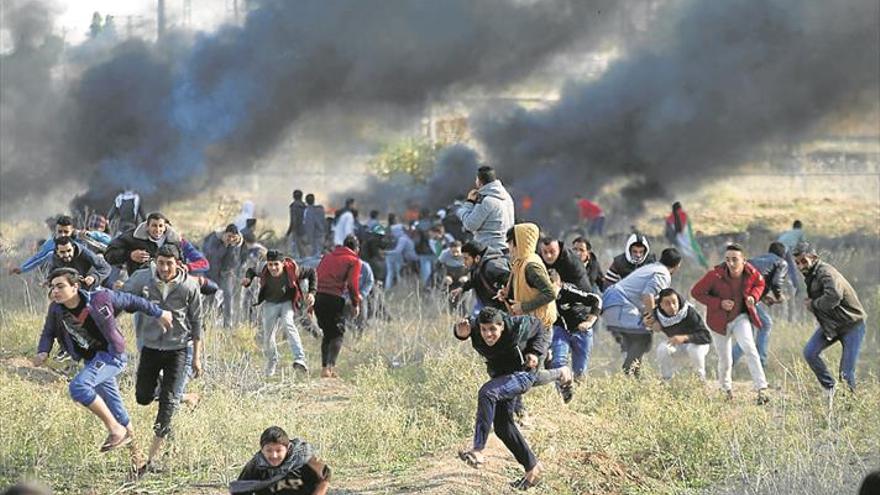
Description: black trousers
xmin=136 ymin=346 xmax=187 ymax=438
xmin=620 ymin=333 xmax=652 ymax=376
xmin=315 ymin=293 xmax=346 ymax=367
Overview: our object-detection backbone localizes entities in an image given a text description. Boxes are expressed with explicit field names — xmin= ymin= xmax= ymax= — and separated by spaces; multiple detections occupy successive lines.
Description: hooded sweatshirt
xmin=456 ymin=179 xmax=515 ymax=252
xmin=105 ymin=221 xmax=183 ymax=274
xmin=605 ymin=233 xmax=656 ymax=285
xmin=507 ymin=223 xmax=557 ymax=329
xmin=48 ymin=241 xmax=112 ymax=286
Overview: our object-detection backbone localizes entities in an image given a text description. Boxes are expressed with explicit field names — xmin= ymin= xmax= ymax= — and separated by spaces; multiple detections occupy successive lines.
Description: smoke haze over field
xmin=473 ymin=0 xmax=880 ymax=217
xmin=0 ymin=0 xmax=619 ymax=214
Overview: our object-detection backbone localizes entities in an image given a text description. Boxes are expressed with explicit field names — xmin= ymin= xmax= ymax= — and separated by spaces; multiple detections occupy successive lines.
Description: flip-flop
xmin=510 ymin=476 xmax=542 ymax=490
xmin=100 ymin=430 xmax=132 ymax=453
xmin=457 ymin=450 xmax=485 ymax=469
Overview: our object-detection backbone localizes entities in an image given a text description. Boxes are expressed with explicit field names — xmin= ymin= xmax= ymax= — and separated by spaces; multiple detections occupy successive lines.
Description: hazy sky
xmin=53 ymin=0 xmax=231 ymax=44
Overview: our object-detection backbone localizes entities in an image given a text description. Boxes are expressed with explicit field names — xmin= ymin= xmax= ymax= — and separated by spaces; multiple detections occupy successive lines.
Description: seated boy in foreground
xmin=230 ymin=426 xmax=330 ymax=495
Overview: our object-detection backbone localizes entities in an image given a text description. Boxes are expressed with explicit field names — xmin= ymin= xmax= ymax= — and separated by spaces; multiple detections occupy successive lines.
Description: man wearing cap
xmin=793 ymin=242 xmax=867 ymax=399
xmin=243 ymin=249 xmax=316 ymax=377
xmin=121 ymin=244 xmax=204 ymax=474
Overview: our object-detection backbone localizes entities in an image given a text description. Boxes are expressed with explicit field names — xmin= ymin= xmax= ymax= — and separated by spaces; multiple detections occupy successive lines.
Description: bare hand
xmin=305 ymin=293 xmax=315 ymax=308
xmin=458 ymin=276 xmax=469 ymax=284
xmin=352 ymin=304 xmax=360 ymax=318
xmin=83 ymin=275 xmax=96 ymax=287
xmin=191 ymin=357 xmax=203 ymax=379
xmin=130 ymin=249 xmax=150 ymax=263
xmin=804 ymin=298 xmax=813 ymax=312
xmin=494 ymin=286 xmax=509 ymax=301
xmin=509 ymin=302 xmax=524 ymax=316
xmin=745 ymin=296 xmax=756 ymax=308
xmin=32 ymin=352 xmax=48 ymax=367
xmin=9 ymin=266 xmax=22 ymax=275
xmin=721 ymin=299 xmax=735 ymax=311
xmin=158 ymin=310 xmax=174 ymax=330
xmin=466 ymin=189 xmax=480 ymax=202
xmin=455 ymin=319 xmax=470 ymax=338
xmin=443 ymin=276 xmax=453 ymax=286
xmin=668 ymin=335 xmax=688 ymax=346
xmin=113 ymin=280 xmax=125 ymax=290
xmin=578 ymin=316 xmax=597 ymax=332
xmin=242 ymin=278 xmax=251 ymax=288
xmin=524 ymin=353 xmax=538 ymax=369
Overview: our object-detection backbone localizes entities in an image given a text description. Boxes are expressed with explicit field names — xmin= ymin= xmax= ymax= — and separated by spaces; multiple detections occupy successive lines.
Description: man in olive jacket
xmin=793 ymin=242 xmax=866 ymax=395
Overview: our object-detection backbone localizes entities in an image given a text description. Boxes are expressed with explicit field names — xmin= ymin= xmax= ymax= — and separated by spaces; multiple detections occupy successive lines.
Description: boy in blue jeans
xmin=33 ymin=268 xmax=171 ymax=453
xmin=547 ymin=269 xmax=602 ymax=382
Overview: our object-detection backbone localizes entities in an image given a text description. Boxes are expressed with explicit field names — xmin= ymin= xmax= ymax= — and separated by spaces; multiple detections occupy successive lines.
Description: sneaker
xmin=54 ymin=350 xmax=71 ymax=362
xmin=292 ymin=362 xmax=309 ymax=374
xmin=556 ymin=367 xmax=574 ymax=404
xmin=756 ymin=389 xmax=770 ymax=406
xmin=724 ymin=389 xmax=734 ymax=401
xmin=264 ymin=362 xmax=277 ymax=377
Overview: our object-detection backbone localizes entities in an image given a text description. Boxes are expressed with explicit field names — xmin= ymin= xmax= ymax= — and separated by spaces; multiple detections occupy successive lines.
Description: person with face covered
xmin=604 ymin=233 xmax=655 ymax=286
xmin=792 ymin=242 xmax=866 ymax=399
xmin=454 ymin=307 xmax=550 ymax=490
xmin=646 ymin=288 xmax=712 ymax=380
xmin=243 ymin=249 xmax=317 ymax=377
xmin=691 ymin=244 xmax=769 ymax=404
xmin=47 ymin=236 xmax=111 ymax=290
xmin=121 ymin=244 xmax=204 ymax=474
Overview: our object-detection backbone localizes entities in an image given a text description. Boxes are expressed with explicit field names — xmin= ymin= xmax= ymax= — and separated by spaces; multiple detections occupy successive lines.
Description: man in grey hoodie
xmin=456 ymin=166 xmax=515 ymax=253
xmin=122 ymin=244 xmax=204 ymax=474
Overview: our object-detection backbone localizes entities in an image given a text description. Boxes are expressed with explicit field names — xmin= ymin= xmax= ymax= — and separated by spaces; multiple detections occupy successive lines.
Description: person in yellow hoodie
xmin=497 ymin=223 xmax=558 ymax=332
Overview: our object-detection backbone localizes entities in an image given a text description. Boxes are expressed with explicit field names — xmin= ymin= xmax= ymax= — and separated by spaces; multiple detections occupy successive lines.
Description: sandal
xmin=100 ymin=429 xmax=132 ymax=453
xmin=457 ymin=450 xmax=485 ymax=469
xmin=510 ymin=476 xmax=542 ymax=490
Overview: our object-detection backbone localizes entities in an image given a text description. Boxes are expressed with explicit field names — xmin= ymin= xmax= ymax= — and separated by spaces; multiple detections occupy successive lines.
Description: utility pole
xmin=157 ymin=0 xmax=166 ymax=41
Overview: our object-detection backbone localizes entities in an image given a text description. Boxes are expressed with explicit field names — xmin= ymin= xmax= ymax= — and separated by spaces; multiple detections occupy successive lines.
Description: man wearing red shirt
xmin=576 ymin=196 xmax=605 ymax=236
xmin=314 ymin=235 xmax=361 ymax=378
xmin=691 ymin=244 xmax=769 ymax=404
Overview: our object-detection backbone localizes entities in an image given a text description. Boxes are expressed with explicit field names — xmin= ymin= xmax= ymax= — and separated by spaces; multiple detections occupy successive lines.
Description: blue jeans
xmin=803 ymin=322 xmax=866 ymax=391
xmin=174 ymin=343 xmax=194 ymax=400
xmin=68 ymin=351 xmax=130 ymax=428
xmin=588 ymin=216 xmax=605 ymax=236
xmin=732 ymin=303 xmax=772 ymax=368
xmin=550 ymin=326 xmax=593 ymax=376
xmin=473 ymin=372 xmax=537 ymax=470
xmin=418 ymin=255 xmax=435 ymax=285
xmin=385 ymin=253 xmax=403 ymax=289
xmin=262 ymin=301 xmax=307 ymax=366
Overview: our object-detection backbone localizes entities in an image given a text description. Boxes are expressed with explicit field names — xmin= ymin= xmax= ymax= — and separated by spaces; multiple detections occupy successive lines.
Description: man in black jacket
xmin=286 ymin=189 xmax=308 ymax=258
xmin=539 ymin=238 xmax=591 ymax=291
xmin=105 ymin=212 xmax=183 ymax=275
xmin=571 ymin=237 xmax=604 ymax=293
xmin=48 ymin=236 xmax=111 ymax=290
xmin=547 ymin=269 xmax=602 ymax=381
xmin=450 ymin=240 xmax=510 ymax=315
xmin=454 ymin=307 xmax=548 ymax=490
xmin=604 ymin=233 xmax=656 ymax=286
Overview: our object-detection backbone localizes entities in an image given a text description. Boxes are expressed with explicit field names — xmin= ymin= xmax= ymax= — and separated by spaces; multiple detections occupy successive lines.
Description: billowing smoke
xmin=1 ymin=0 xmax=621 ymax=213
xmin=474 ymin=0 xmax=880 ymax=220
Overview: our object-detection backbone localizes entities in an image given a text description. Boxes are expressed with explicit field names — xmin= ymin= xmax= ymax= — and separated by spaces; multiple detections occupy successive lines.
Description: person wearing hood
xmin=793 ymin=242 xmax=866 ymax=397
xmin=646 ymin=288 xmax=712 ymax=380
xmin=121 ymin=245 xmax=204 ymax=475
xmin=203 ymin=224 xmax=247 ymax=329
xmin=34 ymin=267 xmax=172 ymax=454
xmin=456 ymin=166 xmax=515 ymax=253
xmin=604 ymin=233 xmax=656 ymax=286
xmin=105 ymin=213 xmax=184 ymax=275
xmin=499 ymin=224 xmax=557 ymax=332
xmin=602 ymin=248 xmax=682 ymax=376
xmin=243 ymin=250 xmax=317 ymax=377
xmin=107 ymin=189 xmax=145 ymax=235
xmin=47 ymin=236 xmax=111 ymax=290
xmin=231 ymin=426 xmax=330 ymax=495
xmin=571 ymin=237 xmax=605 ymax=293
xmin=314 ymin=235 xmax=361 ymax=378
xmin=691 ymin=244 xmax=769 ymax=404
xmin=539 ymin=238 xmax=591 ymax=291
xmin=450 ymin=240 xmax=510 ymax=316
xmin=333 ymin=198 xmax=357 ymax=247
